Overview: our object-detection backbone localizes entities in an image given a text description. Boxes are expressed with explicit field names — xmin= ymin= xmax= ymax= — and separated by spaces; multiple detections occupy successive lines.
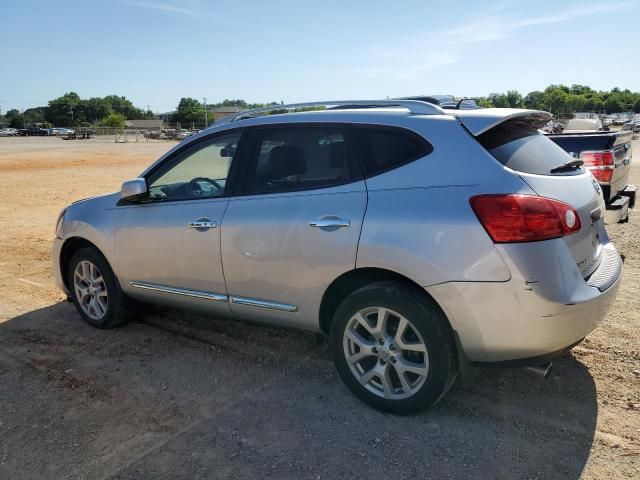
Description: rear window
xmin=478 ymin=118 xmax=582 ymax=176
xmin=355 ymin=126 xmax=432 ymax=177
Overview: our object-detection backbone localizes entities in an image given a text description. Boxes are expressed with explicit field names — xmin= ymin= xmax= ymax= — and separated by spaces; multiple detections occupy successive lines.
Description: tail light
xmin=470 ymin=194 xmax=581 ymax=243
xmin=580 ymin=150 xmax=614 ymax=183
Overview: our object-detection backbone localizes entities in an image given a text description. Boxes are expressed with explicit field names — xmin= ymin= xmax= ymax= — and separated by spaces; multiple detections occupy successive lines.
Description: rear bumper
xmin=473 ymin=338 xmax=585 ymax=368
xmin=604 ymin=184 xmax=635 ymax=224
xmin=426 ymin=241 xmax=622 ymax=362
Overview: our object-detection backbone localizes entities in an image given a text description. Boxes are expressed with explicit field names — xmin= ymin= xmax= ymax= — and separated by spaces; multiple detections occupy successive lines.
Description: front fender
xmin=56 ymin=193 xmax=120 ymax=285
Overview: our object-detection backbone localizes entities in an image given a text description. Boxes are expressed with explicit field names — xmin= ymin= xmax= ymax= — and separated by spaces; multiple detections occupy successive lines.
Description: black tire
xmin=330 ymin=281 xmax=456 ymax=414
xmin=67 ymin=247 xmax=130 ymax=329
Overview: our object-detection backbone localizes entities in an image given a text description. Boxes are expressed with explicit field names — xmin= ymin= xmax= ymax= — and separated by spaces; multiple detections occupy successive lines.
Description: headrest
xmin=269 ymin=145 xmax=307 ymax=178
xmin=328 ymin=142 xmax=346 ymax=168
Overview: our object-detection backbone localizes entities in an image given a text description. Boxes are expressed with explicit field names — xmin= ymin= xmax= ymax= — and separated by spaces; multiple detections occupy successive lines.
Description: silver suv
xmin=52 ymin=100 xmax=622 ymax=413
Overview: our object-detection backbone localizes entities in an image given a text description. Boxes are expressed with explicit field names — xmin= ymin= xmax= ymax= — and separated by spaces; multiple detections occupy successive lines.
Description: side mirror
xmin=120 ymin=178 xmax=147 ymax=201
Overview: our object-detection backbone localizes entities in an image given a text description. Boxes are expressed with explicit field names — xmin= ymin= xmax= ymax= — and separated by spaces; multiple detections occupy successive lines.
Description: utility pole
xmin=203 ymin=97 xmax=208 ymax=126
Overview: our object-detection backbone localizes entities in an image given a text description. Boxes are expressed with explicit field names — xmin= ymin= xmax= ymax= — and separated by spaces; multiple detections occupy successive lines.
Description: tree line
xmin=477 ymin=85 xmax=640 ymax=115
xmin=170 ymin=98 xmax=281 ymax=127
xmin=3 ymin=85 xmax=639 ymax=130
xmin=1 ymin=92 xmax=155 ymax=129
xmin=0 ymin=94 xmax=279 ymax=129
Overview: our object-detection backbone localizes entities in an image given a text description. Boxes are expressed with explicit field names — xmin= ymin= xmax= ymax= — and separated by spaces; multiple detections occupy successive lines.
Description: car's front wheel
xmin=68 ymin=247 xmax=129 ymax=328
xmin=330 ymin=281 xmax=456 ymax=413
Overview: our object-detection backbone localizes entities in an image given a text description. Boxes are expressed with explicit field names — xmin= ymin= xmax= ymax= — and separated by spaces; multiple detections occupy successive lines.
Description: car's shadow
xmin=0 ymin=301 xmax=597 ymax=480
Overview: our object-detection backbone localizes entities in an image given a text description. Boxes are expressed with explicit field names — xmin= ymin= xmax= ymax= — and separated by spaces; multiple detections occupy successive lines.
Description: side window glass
xmin=355 ymin=126 xmax=432 ymax=177
xmin=147 ymin=131 xmax=241 ymax=201
xmin=247 ymin=126 xmax=352 ymax=194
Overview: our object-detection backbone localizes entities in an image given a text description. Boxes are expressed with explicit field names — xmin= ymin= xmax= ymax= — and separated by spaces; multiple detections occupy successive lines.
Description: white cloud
xmin=361 ymin=1 xmax=634 ymax=81
xmin=122 ymin=1 xmax=196 ymax=16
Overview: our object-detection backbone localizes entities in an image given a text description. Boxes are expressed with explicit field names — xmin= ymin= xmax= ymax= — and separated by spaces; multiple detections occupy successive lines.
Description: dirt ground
xmin=0 ymin=136 xmax=638 ymax=479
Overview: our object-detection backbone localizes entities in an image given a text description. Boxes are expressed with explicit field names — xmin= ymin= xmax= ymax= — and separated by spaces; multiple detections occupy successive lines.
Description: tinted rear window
xmin=478 ymin=118 xmax=582 ymax=176
xmin=355 ymin=126 xmax=432 ymax=177
xmin=245 ymin=126 xmax=355 ymax=194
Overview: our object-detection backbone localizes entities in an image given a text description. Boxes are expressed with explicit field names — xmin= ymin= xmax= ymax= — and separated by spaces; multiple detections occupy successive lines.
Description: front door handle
xmin=309 ymin=217 xmax=350 ymax=228
xmin=188 ymin=219 xmax=217 ymax=230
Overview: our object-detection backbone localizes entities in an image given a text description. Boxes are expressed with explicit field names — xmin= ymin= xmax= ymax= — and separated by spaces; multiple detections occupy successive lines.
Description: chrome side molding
xmin=129 ymin=281 xmax=228 ymax=302
xmin=230 ymin=296 xmax=298 ymax=312
xmin=128 ymin=281 xmax=298 ymax=312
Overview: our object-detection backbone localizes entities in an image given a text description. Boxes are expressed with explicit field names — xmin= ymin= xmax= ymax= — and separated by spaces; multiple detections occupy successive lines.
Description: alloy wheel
xmin=73 ymin=260 xmax=108 ymax=320
xmin=342 ymin=306 xmax=429 ymax=400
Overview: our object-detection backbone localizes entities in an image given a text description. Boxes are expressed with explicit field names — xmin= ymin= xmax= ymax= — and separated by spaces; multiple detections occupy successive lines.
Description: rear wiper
xmin=550 ymin=159 xmax=584 ymax=173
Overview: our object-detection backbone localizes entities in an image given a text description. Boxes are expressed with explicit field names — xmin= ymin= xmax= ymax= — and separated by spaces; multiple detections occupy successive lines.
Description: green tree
xmin=504 ymin=90 xmax=523 ymax=108
xmin=83 ymin=97 xmax=111 ymax=123
xmin=172 ymin=97 xmax=205 ymax=126
xmin=475 ymin=97 xmax=494 ymax=108
xmin=566 ymin=94 xmax=586 ymax=112
xmin=523 ymin=91 xmax=544 ymax=109
xmin=46 ymin=92 xmax=81 ymax=127
xmin=23 ymin=107 xmax=47 ymax=126
xmin=487 ymin=93 xmax=509 ymax=108
xmin=100 ymin=112 xmax=126 ymax=128
xmin=604 ymin=95 xmax=623 ymax=113
xmin=633 ymin=98 xmax=640 ymax=114
xmin=5 ymin=109 xmax=24 ymax=128
xmin=569 ymin=84 xmax=593 ymax=95
xmin=103 ymin=95 xmax=146 ymax=119
xmin=582 ymin=92 xmax=604 ymax=112
xmin=542 ymin=87 xmax=569 ymax=114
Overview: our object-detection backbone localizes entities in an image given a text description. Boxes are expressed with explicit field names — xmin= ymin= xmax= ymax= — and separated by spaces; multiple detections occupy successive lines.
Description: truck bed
xmin=546 ymin=130 xmax=633 ymax=202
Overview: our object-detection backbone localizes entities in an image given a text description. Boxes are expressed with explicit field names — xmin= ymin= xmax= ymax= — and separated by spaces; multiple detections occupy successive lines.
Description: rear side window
xmin=478 ymin=118 xmax=581 ymax=176
xmin=355 ymin=126 xmax=432 ymax=177
xmin=245 ymin=126 xmax=355 ymax=194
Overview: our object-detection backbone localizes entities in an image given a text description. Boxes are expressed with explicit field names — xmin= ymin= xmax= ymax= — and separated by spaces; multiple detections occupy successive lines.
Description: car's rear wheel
xmin=330 ymin=281 xmax=456 ymax=413
xmin=68 ymin=247 xmax=129 ymax=328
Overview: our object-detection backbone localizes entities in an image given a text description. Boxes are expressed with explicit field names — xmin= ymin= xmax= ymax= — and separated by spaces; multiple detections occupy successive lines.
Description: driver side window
xmin=147 ymin=131 xmax=241 ymax=202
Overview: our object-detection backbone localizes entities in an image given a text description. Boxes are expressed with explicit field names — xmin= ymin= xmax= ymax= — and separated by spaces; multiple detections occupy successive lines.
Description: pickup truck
xmin=19 ymin=127 xmax=50 ymax=136
xmin=563 ymin=118 xmax=605 ymax=132
xmin=546 ymin=129 xmax=635 ymax=223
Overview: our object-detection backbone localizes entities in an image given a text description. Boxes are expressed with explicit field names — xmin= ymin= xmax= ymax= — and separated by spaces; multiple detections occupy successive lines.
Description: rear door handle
xmin=309 ymin=217 xmax=350 ymax=228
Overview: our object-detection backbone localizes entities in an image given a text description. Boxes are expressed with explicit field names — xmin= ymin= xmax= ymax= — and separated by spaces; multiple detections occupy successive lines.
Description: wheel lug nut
xmin=372 ymin=347 xmax=378 ymax=354
xmin=389 ymin=344 xmax=395 ymax=351
xmin=390 ymin=357 xmax=396 ymax=363
xmin=379 ymin=359 xmax=386 ymax=365
xmin=377 ymin=338 xmax=384 ymax=345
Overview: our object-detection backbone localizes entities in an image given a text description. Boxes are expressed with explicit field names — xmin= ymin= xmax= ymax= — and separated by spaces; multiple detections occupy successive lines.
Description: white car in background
xmin=52 ymin=128 xmax=75 ymax=136
xmin=175 ymin=130 xmax=194 ymax=140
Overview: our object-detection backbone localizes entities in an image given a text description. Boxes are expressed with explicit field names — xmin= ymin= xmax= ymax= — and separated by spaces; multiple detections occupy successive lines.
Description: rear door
xmin=475 ymin=115 xmax=606 ymax=278
xmin=220 ymin=124 xmax=366 ymax=331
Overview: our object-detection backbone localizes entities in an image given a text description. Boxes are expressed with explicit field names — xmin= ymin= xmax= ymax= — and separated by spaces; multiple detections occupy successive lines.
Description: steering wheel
xmin=187 ymin=177 xmax=224 ymax=197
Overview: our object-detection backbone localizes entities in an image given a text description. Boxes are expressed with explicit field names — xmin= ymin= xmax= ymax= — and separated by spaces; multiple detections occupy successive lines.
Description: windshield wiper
xmin=550 ymin=159 xmax=584 ymax=173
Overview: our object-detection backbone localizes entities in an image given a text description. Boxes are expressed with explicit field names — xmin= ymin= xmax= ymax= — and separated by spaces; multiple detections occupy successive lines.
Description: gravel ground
xmin=0 ymin=136 xmax=638 ymax=479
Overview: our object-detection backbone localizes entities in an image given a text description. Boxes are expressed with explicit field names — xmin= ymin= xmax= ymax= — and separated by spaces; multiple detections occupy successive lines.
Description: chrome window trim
xmin=129 ymin=281 xmax=228 ymax=302
xmin=230 ymin=296 xmax=298 ymax=312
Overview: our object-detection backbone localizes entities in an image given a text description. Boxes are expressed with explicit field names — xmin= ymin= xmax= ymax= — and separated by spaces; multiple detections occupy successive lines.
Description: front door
xmin=221 ymin=124 xmax=367 ymax=330
xmin=114 ymin=129 xmax=243 ymax=314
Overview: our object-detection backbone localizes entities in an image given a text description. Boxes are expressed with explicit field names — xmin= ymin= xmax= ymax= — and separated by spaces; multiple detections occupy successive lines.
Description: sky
xmin=1 ymin=0 xmax=638 ymax=113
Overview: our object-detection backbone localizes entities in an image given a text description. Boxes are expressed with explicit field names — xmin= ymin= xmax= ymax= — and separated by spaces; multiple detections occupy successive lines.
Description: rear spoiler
xmin=453 ymin=109 xmax=552 ymax=136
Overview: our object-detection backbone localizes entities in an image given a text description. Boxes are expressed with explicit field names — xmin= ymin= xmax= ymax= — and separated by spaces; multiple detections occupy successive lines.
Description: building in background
xmin=124 ymin=119 xmax=164 ymax=130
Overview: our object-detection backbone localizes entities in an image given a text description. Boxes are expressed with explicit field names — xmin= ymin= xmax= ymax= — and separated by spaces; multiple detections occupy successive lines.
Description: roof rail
xmin=218 ymin=99 xmax=445 ymax=124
